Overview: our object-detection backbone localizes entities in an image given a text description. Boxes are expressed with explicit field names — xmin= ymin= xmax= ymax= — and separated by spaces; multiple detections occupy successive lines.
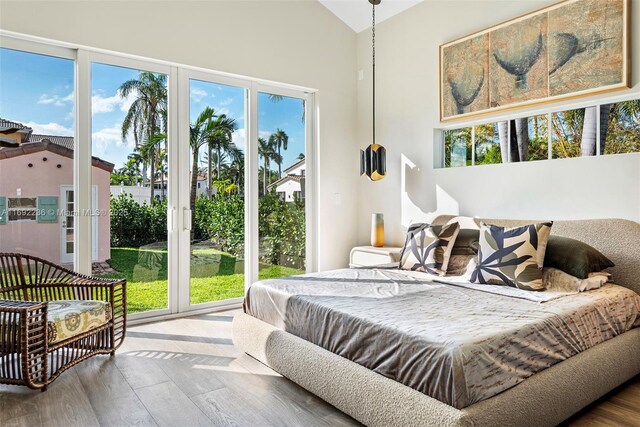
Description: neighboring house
xmin=150 ymin=173 xmax=211 ymax=202
xmin=0 ymin=118 xmax=114 ymax=263
xmin=268 ymin=158 xmax=305 ymax=202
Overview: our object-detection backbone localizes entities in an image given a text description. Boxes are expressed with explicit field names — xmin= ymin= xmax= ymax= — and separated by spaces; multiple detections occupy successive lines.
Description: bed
xmin=233 ymin=218 xmax=640 ymax=426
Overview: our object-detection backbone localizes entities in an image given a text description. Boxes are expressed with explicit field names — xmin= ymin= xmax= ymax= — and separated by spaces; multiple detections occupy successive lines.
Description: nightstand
xmin=349 ymin=246 xmax=402 ymax=268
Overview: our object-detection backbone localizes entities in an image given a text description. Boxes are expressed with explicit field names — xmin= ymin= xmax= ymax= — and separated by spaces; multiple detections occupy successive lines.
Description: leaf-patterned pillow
xmin=399 ymin=222 xmax=460 ymax=276
xmin=471 ymin=222 xmax=553 ymax=290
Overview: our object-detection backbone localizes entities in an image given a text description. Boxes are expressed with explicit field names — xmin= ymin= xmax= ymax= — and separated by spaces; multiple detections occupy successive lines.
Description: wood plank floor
xmin=1 ymin=309 xmax=638 ymax=426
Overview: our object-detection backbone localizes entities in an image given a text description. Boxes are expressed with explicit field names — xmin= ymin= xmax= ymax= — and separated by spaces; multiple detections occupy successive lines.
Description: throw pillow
xmin=399 ymin=222 xmax=460 ymax=276
xmin=471 ymin=222 xmax=553 ymax=290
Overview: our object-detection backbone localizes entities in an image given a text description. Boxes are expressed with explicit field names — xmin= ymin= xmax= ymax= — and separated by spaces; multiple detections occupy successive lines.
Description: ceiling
xmin=319 ymin=0 xmax=424 ymax=33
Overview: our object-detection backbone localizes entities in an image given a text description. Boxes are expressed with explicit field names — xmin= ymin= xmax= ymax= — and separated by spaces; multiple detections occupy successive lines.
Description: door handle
xmin=183 ymin=208 xmax=192 ymax=232
xmin=167 ymin=207 xmax=176 ymax=232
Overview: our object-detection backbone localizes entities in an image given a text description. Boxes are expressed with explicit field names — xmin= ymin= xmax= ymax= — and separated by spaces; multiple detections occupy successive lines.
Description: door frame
xmin=60 ymin=185 xmax=98 ymax=263
xmin=176 ymin=69 xmax=251 ymax=313
xmin=83 ymin=51 xmax=176 ymax=322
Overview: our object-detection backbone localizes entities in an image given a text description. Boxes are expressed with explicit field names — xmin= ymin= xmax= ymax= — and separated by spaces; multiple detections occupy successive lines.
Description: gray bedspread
xmin=244 ymin=268 xmax=640 ymax=409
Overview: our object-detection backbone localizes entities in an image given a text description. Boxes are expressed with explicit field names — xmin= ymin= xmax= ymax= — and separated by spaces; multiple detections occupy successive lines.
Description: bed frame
xmin=233 ymin=218 xmax=640 ymax=426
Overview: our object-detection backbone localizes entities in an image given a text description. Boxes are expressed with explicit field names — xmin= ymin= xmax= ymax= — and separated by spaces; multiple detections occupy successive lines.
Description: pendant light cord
xmin=372 ymin=2 xmax=376 ymax=145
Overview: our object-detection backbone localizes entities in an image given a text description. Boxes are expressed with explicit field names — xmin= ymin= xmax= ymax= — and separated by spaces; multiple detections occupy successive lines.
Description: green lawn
xmin=100 ymin=246 xmax=303 ymax=314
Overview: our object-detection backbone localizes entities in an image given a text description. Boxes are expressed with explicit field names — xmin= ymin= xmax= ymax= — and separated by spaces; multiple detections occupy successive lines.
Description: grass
xmin=100 ymin=246 xmax=303 ymax=314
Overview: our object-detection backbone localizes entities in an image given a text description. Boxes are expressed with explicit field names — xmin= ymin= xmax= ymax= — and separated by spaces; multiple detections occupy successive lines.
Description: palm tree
xmin=207 ymin=114 xmax=236 ymax=196
xmin=155 ymin=148 xmax=168 ymax=200
xmin=119 ymin=72 xmax=167 ymax=204
xmin=269 ymin=128 xmax=289 ymax=177
xmin=225 ymin=143 xmax=244 ymax=194
xmin=258 ymin=137 xmax=280 ymax=195
xmin=190 ymin=107 xmax=216 ymax=213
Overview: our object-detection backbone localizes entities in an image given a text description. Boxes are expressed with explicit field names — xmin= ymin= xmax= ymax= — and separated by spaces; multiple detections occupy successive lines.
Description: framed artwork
xmin=440 ymin=0 xmax=630 ymax=122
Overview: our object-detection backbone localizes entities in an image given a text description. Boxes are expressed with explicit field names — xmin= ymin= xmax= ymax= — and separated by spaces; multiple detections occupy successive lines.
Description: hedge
xmin=110 ymin=192 xmax=305 ymax=268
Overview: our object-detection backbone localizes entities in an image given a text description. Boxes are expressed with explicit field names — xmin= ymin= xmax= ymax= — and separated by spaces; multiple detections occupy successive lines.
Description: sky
xmin=0 ymin=47 xmax=305 ymax=176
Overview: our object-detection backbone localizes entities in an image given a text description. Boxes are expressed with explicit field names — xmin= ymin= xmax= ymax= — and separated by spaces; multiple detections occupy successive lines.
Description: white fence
xmin=110 ymin=185 xmax=152 ymax=205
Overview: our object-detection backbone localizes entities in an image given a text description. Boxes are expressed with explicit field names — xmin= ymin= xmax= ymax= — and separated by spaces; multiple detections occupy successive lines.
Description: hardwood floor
xmin=1 ymin=309 xmax=638 ymax=427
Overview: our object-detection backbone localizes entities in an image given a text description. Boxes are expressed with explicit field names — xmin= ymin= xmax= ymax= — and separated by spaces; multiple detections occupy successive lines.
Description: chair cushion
xmin=47 ymin=300 xmax=112 ymax=344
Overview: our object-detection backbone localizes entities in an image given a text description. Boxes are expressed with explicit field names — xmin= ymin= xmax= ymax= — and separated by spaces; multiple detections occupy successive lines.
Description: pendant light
xmin=360 ymin=0 xmax=386 ymax=181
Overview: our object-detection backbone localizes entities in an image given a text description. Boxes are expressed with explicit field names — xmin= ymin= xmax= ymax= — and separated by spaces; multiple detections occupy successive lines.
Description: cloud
xmin=219 ymin=97 xmax=233 ymax=107
xmin=259 ymin=130 xmax=272 ymax=140
xmin=91 ymin=90 xmax=137 ymax=115
xmin=232 ymin=129 xmax=245 ymax=150
xmin=92 ymin=124 xmax=135 ymax=156
xmin=191 ymin=88 xmax=208 ymax=103
xmin=24 ymin=121 xmax=73 ymax=136
xmin=37 ymin=91 xmax=74 ymax=107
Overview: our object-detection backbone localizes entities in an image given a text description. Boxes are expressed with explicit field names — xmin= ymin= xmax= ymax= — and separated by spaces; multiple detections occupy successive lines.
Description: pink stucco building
xmin=0 ymin=119 xmax=113 ymax=263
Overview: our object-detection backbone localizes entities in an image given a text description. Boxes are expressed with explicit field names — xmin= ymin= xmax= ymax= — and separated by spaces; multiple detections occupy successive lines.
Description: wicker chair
xmin=0 ymin=253 xmax=126 ymax=391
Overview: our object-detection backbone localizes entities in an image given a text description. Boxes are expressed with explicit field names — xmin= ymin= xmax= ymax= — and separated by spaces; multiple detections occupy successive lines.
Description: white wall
xmin=0 ymin=0 xmax=359 ymax=270
xmin=356 ymin=0 xmax=640 ymax=246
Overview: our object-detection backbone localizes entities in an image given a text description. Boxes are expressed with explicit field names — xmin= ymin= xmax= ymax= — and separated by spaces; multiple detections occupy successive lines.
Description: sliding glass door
xmin=256 ymin=90 xmax=308 ymax=280
xmin=1 ymin=35 xmax=316 ymax=320
xmin=179 ymin=71 xmax=249 ymax=310
xmin=88 ymin=54 xmax=174 ymax=318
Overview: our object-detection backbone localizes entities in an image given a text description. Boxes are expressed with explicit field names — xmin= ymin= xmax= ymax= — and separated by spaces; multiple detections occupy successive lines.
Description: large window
xmin=257 ymin=91 xmax=307 ymax=278
xmin=439 ymin=98 xmax=640 ymax=168
xmin=91 ymin=62 xmax=170 ymax=315
xmin=0 ymin=36 xmax=316 ymax=320
xmin=187 ymin=78 xmax=247 ymax=307
xmin=0 ymin=47 xmax=75 ymax=264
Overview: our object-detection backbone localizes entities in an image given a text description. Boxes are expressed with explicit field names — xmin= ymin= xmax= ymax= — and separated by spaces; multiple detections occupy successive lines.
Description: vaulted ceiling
xmin=318 ymin=0 xmax=424 ymax=33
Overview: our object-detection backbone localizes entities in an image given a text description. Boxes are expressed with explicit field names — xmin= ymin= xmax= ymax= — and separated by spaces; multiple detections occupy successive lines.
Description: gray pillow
xmin=543 ymin=236 xmax=614 ymax=279
xmin=451 ymin=228 xmax=480 ymax=255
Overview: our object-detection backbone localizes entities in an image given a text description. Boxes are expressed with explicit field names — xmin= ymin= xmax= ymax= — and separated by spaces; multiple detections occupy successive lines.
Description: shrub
xmin=110 ymin=193 xmax=167 ymax=247
xmin=110 ymin=191 xmax=305 ymax=269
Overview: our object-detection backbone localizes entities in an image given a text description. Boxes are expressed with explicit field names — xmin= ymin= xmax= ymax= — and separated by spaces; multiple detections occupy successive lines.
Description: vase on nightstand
xmin=371 ymin=213 xmax=384 ymax=247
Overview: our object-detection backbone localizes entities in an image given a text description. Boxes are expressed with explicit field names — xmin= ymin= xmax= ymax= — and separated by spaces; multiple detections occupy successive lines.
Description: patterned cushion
xmin=399 ymin=222 xmax=460 ymax=276
xmin=471 ymin=222 xmax=553 ymax=290
xmin=47 ymin=300 xmax=112 ymax=344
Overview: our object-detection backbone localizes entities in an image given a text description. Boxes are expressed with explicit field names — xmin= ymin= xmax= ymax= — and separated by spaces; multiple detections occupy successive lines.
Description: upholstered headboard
xmin=431 ymin=216 xmax=640 ymax=296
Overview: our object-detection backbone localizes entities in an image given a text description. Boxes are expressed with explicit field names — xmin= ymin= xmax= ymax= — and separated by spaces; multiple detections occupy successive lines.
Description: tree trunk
xmin=191 ymin=147 xmax=199 ymax=213
xmin=277 ymin=145 xmax=282 ymax=177
xmin=599 ymin=104 xmax=612 ymax=154
xmin=207 ymin=144 xmax=212 ymax=198
xmin=189 ymin=147 xmax=199 ymax=241
xmin=509 ymin=120 xmax=520 ymax=162
xmin=142 ymin=162 xmax=148 ymax=187
xmin=581 ymin=105 xmax=612 ymax=156
xmin=263 ymin=160 xmax=267 ymax=195
xmin=498 ymin=121 xmax=509 ymax=163
xmin=217 ymin=146 xmax=222 ymax=183
xmin=161 ymin=172 xmax=165 ymax=200
xmin=514 ymin=118 xmax=529 ymax=161
xmin=149 ymin=151 xmax=156 ymax=204
xmin=581 ymin=106 xmax=598 ymax=156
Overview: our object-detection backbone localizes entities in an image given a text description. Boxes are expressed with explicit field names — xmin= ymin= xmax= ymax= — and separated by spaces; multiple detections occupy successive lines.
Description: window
xmin=444 ymin=128 xmax=471 ymax=167
xmin=0 ymin=47 xmax=75 ymax=263
xmin=474 ymin=123 xmax=501 ymax=165
xmin=552 ymin=108 xmax=586 ymax=159
xmin=526 ymin=115 xmax=549 ymax=161
xmin=439 ymin=97 xmax=640 ymax=168
xmin=603 ymin=101 xmax=640 ymax=155
xmin=1 ymin=35 xmax=316 ymax=322
xmin=7 ymin=198 xmax=37 ymax=222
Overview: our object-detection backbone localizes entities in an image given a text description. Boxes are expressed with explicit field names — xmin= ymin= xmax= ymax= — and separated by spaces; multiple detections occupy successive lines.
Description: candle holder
xmin=371 ymin=213 xmax=384 ymax=247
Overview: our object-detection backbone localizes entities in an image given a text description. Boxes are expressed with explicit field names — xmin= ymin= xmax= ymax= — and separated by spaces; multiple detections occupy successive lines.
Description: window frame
xmin=436 ymin=92 xmax=640 ymax=169
xmin=0 ymin=29 xmax=319 ymax=323
xmin=7 ymin=197 xmax=38 ymax=222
